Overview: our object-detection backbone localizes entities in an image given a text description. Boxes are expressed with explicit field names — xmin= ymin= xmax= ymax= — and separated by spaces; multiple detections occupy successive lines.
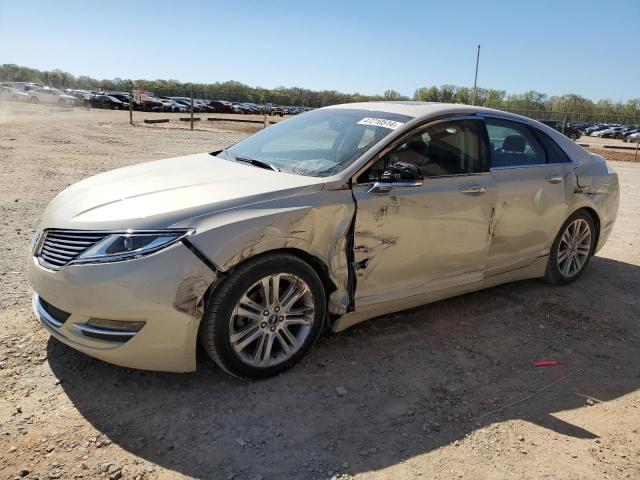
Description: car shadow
xmin=47 ymin=256 xmax=640 ymax=479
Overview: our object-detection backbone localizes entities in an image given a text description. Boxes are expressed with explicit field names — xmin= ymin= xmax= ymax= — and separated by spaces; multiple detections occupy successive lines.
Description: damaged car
xmin=29 ymin=102 xmax=619 ymax=378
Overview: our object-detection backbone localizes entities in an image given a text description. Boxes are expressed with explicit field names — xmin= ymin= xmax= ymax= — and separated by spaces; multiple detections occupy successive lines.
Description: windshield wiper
xmin=234 ymin=157 xmax=280 ymax=172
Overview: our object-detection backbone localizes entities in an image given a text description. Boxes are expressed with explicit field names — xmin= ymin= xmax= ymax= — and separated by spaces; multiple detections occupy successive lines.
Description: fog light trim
xmin=86 ymin=318 xmax=146 ymax=332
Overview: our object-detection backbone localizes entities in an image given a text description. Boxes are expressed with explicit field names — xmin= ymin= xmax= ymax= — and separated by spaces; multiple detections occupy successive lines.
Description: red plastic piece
xmin=533 ymin=360 xmax=561 ymax=367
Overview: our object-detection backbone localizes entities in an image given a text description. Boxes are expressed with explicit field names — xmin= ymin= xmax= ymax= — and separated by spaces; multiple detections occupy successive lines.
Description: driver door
xmin=351 ymin=117 xmax=496 ymax=307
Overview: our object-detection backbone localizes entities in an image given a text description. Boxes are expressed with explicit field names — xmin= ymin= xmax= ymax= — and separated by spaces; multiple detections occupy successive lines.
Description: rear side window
xmin=485 ymin=118 xmax=547 ymax=168
xmin=532 ymin=128 xmax=573 ymax=164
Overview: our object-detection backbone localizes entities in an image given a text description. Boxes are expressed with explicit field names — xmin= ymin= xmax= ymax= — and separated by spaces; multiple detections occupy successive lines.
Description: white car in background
xmin=0 ymin=85 xmax=30 ymax=102
xmin=158 ymin=98 xmax=188 ymax=112
xmin=28 ymin=88 xmax=77 ymax=106
xmin=627 ymin=132 xmax=640 ymax=144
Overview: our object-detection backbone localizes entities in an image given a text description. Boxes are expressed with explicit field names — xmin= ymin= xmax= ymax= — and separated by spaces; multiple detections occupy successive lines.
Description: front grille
xmin=38 ymin=230 xmax=109 ymax=270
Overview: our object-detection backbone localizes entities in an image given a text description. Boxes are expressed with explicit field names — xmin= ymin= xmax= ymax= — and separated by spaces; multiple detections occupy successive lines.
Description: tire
xmin=200 ymin=253 xmax=326 ymax=379
xmin=544 ymin=210 xmax=596 ymax=285
xmin=569 ymin=133 xmax=578 ymax=141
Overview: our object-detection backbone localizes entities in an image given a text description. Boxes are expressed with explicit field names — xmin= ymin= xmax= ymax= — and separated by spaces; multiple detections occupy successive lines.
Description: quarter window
xmin=532 ymin=128 xmax=573 ymax=163
xmin=485 ymin=118 xmax=547 ymax=168
xmin=360 ymin=120 xmax=488 ymax=182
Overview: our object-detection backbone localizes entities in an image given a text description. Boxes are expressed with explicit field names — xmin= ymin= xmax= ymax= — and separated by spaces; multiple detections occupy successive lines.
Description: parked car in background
xmin=29 ymin=102 xmax=619 ymax=379
xmin=209 ymin=100 xmax=235 ymax=113
xmin=0 ymin=85 xmax=30 ymax=102
xmin=158 ymin=98 xmax=187 ymax=112
xmin=270 ymin=105 xmax=286 ymax=116
xmin=621 ymin=128 xmax=640 ymax=141
xmin=171 ymin=98 xmax=197 ymax=112
xmin=196 ymin=100 xmax=214 ymax=112
xmin=138 ymin=98 xmax=164 ymax=112
xmin=626 ymin=132 xmax=640 ymax=144
xmin=584 ymin=125 xmax=608 ymax=136
xmin=28 ymin=88 xmax=77 ymax=106
xmin=538 ymin=120 xmax=581 ymax=141
xmin=86 ymin=95 xmax=129 ymax=110
xmin=596 ymin=126 xmax=625 ymax=139
xmin=2 ymin=81 xmax=44 ymax=92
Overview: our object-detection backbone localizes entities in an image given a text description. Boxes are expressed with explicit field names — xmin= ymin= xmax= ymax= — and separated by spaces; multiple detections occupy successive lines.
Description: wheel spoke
xmin=576 ymin=244 xmax=590 ymax=255
xmin=282 ymin=317 xmax=312 ymax=328
xmin=278 ymin=279 xmax=298 ymax=307
xmin=231 ymin=326 xmax=262 ymax=352
xmin=235 ymin=304 xmax=262 ymax=321
xmin=277 ymin=327 xmax=301 ymax=354
xmin=557 ymin=248 xmax=571 ymax=263
xmin=260 ymin=277 xmax=272 ymax=306
xmin=282 ymin=284 xmax=310 ymax=312
xmin=271 ymin=274 xmax=282 ymax=304
xmin=239 ymin=294 xmax=265 ymax=314
xmin=252 ymin=332 xmax=275 ymax=366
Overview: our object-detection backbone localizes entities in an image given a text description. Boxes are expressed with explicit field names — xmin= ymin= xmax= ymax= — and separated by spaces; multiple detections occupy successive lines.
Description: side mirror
xmin=380 ymin=161 xmax=423 ymax=183
xmin=368 ymin=162 xmax=423 ymax=194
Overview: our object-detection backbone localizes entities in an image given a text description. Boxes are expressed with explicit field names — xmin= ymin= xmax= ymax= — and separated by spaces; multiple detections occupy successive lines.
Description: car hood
xmin=40 ymin=153 xmax=326 ymax=231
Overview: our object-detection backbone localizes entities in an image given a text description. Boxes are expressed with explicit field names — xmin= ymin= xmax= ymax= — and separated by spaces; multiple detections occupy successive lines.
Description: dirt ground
xmin=0 ymin=106 xmax=639 ymax=480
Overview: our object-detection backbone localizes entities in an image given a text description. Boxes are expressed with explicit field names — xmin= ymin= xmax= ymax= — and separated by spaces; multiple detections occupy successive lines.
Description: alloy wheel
xmin=557 ymin=218 xmax=592 ymax=278
xmin=228 ymin=273 xmax=315 ymax=368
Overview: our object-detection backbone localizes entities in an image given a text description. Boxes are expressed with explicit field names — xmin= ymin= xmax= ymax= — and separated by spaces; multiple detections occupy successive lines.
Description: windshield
xmin=224 ymin=108 xmax=412 ymax=177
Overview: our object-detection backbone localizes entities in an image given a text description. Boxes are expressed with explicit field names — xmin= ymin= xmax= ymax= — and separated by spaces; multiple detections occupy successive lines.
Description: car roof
xmin=321 ymin=101 xmax=533 ymax=123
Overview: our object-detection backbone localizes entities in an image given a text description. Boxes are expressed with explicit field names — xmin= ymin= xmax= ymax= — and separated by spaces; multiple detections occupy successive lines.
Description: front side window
xmin=485 ymin=118 xmax=547 ymax=168
xmin=224 ymin=109 xmax=411 ymax=177
xmin=359 ymin=119 xmax=489 ymax=182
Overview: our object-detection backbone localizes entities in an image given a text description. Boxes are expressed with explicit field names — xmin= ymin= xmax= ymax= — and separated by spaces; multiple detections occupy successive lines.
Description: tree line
xmin=2 ymin=63 xmax=638 ymax=123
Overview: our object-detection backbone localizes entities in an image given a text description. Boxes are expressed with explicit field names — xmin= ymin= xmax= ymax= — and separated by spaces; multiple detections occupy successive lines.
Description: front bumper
xmin=28 ymin=242 xmax=216 ymax=372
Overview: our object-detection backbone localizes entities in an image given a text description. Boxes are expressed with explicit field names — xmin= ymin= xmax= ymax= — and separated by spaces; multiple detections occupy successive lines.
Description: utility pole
xmin=190 ymin=85 xmax=194 ymax=131
xmin=472 ymin=44 xmax=480 ymax=106
xmin=128 ymin=83 xmax=133 ymax=125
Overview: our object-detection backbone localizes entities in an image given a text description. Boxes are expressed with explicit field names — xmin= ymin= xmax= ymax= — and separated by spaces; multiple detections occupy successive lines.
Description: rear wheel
xmin=200 ymin=253 xmax=326 ymax=379
xmin=569 ymin=132 xmax=578 ymax=141
xmin=544 ymin=211 xmax=596 ymax=285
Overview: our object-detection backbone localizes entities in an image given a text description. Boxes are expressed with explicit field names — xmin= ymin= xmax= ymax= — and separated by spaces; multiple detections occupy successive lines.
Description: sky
xmin=1 ymin=0 xmax=638 ymax=101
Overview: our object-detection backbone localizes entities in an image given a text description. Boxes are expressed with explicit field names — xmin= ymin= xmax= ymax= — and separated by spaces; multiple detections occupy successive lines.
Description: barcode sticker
xmin=357 ymin=117 xmax=404 ymax=130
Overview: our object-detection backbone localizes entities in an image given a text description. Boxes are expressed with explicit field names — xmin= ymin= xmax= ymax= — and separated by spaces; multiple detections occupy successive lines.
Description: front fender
xmin=184 ymin=189 xmax=355 ymax=315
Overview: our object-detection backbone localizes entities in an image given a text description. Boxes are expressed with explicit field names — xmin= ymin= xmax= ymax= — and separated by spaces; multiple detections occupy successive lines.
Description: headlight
xmin=75 ymin=229 xmax=193 ymax=264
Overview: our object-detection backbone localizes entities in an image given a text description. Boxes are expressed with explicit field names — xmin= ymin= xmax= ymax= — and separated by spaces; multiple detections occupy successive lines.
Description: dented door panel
xmin=487 ymin=165 xmax=573 ymax=274
xmin=351 ymin=174 xmax=497 ymax=307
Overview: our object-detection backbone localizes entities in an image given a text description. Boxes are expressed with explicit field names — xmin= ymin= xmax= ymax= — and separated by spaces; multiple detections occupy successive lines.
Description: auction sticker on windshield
xmin=357 ymin=118 xmax=404 ymax=130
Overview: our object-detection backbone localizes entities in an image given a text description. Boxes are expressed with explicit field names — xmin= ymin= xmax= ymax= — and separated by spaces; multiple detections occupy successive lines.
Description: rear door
xmin=483 ymin=116 xmax=574 ymax=275
xmin=351 ymin=117 xmax=496 ymax=307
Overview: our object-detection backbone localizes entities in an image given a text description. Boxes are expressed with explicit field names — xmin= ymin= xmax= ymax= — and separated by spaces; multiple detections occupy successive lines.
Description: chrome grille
xmin=38 ymin=230 xmax=109 ymax=270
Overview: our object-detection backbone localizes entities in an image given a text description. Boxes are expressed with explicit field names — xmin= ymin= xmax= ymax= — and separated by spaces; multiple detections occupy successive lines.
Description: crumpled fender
xmin=181 ymin=189 xmax=355 ymax=315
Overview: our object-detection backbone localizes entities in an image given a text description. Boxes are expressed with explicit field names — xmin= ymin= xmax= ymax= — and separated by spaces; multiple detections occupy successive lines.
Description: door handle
xmin=545 ymin=175 xmax=564 ymax=184
xmin=459 ymin=185 xmax=488 ymax=194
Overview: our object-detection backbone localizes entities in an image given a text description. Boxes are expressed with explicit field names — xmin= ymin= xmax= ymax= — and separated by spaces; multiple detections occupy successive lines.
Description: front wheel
xmin=200 ymin=253 xmax=326 ymax=379
xmin=544 ymin=211 xmax=596 ymax=285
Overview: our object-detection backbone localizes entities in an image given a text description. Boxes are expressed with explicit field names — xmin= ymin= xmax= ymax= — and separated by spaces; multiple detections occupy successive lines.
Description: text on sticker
xmin=357 ymin=118 xmax=404 ymax=130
